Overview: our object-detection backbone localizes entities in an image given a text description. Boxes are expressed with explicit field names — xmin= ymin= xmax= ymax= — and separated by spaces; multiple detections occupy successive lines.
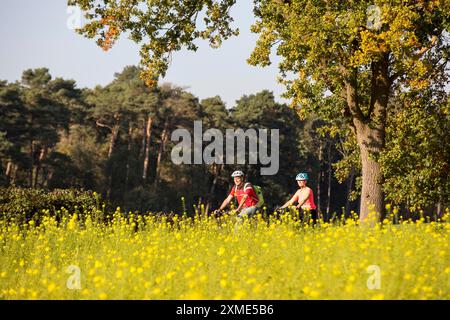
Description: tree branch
xmin=415 ymin=35 xmax=438 ymax=57
xmin=96 ymin=120 xmax=113 ymax=131
xmin=345 ymin=76 xmax=365 ymax=123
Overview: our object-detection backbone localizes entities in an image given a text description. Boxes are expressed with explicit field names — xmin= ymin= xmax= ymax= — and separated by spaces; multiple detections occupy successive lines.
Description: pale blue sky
xmin=0 ymin=0 xmax=286 ymax=107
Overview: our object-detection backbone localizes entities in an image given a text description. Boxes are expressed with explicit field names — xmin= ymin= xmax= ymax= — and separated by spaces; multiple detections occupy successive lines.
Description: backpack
xmin=253 ymin=185 xmax=265 ymax=208
xmin=235 ymin=182 xmax=264 ymax=208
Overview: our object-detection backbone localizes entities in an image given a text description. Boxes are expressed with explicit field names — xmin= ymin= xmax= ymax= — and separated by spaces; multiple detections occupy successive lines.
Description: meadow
xmin=0 ymin=208 xmax=449 ymax=300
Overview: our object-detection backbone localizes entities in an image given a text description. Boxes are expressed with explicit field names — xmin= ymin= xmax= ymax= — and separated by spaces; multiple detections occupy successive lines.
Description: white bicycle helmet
xmin=231 ymin=170 xmax=244 ymax=177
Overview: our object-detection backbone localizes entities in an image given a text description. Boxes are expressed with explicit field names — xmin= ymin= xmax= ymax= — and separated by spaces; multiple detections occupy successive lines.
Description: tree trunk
xmin=96 ymin=115 xmax=121 ymax=199
xmin=32 ymin=166 xmax=38 ymax=188
xmin=125 ymin=124 xmax=133 ymax=188
xmin=316 ymin=141 xmax=322 ymax=214
xmin=11 ymin=164 xmax=18 ymax=185
xmin=29 ymin=140 xmax=36 ymax=188
xmin=355 ymin=123 xmax=385 ymax=224
xmin=206 ymin=163 xmax=222 ymax=214
xmin=436 ymin=202 xmax=442 ymax=219
xmin=34 ymin=147 xmax=48 ymax=188
xmin=139 ymin=120 xmax=146 ymax=160
xmin=345 ymin=168 xmax=355 ymax=217
xmin=246 ymin=163 xmax=252 ymax=180
xmin=5 ymin=161 xmax=12 ymax=177
xmin=346 ymin=53 xmax=389 ymax=225
xmin=96 ymin=114 xmax=121 ymax=160
xmin=43 ymin=168 xmax=53 ymax=188
xmin=107 ymin=125 xmax=119 ymax=198
xmin=142 ymin=116 xmax=153 ymax=181
xmin=326 ymin=141 xmax=332 ymax=215
xmin=108 ymin=125 xmax=120 ymax=159
xmin=5 ymin=162 xmax=12 ymax=185
xmin=436 ymin=189 xmax=443 ymax=219
xmin=154 ymin=118 xmax=169 ymax=190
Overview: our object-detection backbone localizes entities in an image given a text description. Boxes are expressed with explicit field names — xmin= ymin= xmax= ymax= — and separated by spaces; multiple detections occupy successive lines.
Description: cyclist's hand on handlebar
xmin=275 ymin=206 xmax=286 ymax=213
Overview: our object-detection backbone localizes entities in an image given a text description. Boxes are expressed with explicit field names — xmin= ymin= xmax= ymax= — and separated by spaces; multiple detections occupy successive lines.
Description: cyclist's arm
xmin=219 ymin=194 xmax=233 ymax=211
xmin=280 ymin=192 xmax=299 ymax=209
xmin=236 ymin=194 xmax=248 ymax=211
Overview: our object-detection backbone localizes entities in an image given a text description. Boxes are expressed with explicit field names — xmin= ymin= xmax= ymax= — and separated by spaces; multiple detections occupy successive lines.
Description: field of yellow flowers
xmin=0 ymin=208 xmax=449 ymax=300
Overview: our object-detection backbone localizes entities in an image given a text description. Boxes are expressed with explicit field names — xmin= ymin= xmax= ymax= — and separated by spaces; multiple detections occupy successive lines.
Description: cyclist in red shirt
xmin=217 ymin=170 xmax=259 ymax=218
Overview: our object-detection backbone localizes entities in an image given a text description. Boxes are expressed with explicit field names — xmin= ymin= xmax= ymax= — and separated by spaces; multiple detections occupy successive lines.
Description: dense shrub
xmin=0 ymin=187 xmax=105 ymax=224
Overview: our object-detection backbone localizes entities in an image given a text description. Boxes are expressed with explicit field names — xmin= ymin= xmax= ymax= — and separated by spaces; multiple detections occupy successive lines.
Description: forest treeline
xmin=0 ymin=66 xmax=447 ymax=217
xmin=0 ymin=66 xmax=354 ymax=216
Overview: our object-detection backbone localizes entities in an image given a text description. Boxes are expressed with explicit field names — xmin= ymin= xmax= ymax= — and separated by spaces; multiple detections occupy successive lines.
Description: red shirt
xmin=230 ymin=183 xmax=259 ymax=208
xmin=293 ymin=187 xmax=317 ymax=210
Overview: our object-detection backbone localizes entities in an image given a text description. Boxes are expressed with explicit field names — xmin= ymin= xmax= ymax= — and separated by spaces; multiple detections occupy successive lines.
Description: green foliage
xmin=68 ymin=0 xmax=239 ymax=86
xmin=0 ymin=187 xmax=105 ymax=225
xmin=1 ymin=62 xmax=446 ymax=216
xmin=248 ymin=0 xmax=449 ymax=217
xmin=54 ymin=125 xmax=105 ymax=190
xmin=67 ymin=0 xmax=449 ymax=219
xmin=0 ymin=81 xmax=28 ymax=169
xmin=379 ymin=89 xmax=449 ymax=210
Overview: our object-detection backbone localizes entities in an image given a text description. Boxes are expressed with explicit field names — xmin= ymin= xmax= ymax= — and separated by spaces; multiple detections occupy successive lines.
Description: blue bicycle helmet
xmin=296 ymin=172 xmax=309 ymax=181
